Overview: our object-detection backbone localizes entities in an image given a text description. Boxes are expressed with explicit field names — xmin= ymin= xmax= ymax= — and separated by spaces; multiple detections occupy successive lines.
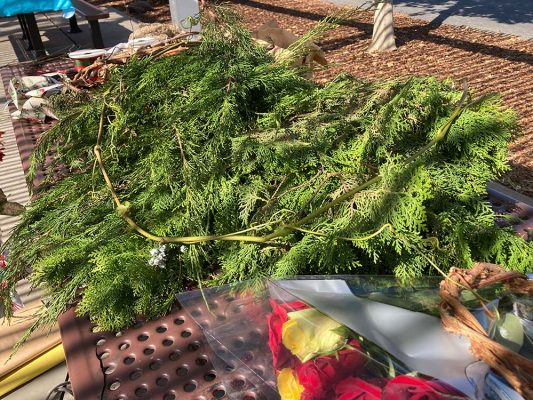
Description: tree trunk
xmin=368 ymin=0 xmax=397 ymax=52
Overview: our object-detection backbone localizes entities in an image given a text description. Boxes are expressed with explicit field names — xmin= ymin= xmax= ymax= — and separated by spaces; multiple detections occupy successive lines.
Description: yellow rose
xmin=277 ymin=368 xmax=304 ymax=400
xmin=281 ymin=308 xmax=345 ymax=362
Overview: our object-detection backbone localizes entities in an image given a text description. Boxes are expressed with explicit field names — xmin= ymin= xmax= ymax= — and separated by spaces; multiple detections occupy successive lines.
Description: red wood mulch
xmin=91 ymin=0 xmax=533 ymax=196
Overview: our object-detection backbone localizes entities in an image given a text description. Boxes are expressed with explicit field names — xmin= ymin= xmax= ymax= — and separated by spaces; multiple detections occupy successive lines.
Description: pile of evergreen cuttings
xmin=1 ymin=8 xmax=531 ymax=338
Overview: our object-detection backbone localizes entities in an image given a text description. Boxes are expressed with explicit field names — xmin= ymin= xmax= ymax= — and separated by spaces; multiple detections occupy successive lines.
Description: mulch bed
xmin=91 ymin=0 xmax=533 ymax=197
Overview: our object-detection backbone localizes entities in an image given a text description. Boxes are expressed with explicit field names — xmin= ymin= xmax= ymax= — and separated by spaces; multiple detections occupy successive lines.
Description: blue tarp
xmin=0 ymin=0 xmax=73 ymax=17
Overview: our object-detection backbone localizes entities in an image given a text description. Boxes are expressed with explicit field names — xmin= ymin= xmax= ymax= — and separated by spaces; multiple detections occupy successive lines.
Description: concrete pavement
xmin=333 ymin=0 xmax=533 ymax=39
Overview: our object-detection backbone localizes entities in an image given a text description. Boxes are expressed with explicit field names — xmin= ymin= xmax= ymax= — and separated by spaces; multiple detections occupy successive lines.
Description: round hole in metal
xmin=207 ymin=302 xmax=218 ymax=309
xmin=169 ymin=350 xmax=181 ymax=361
xmin=241 ymin=351 xmax=253 ymax=362
xmin=162 ymin=338 xmax=174 ymax=346
xmin=115 ymin=331 xmax=124 ymax=337
xmin=233 ymin=338 xmax=244 ymax=348
xmin=216 ymin=314 xmax=226 ymax=322
xmin=231 ymin=377 xmax=246 ymax=390
xmin=124 ymin=355 xmax=136 ymax=365
xmin=163 ymin=393 xmax=176 ymax=400
xmin=191 ymin=309 xmax=202 ymax=317
xmin=176 ymin=365 xmax=189 ymax=376
xmin=130 ymin=369 xmax=143 ymax=380
xmin=199 ymin=321 xmax=209 ymax=329
xmin=252 ymin=366 xmax=264 ymax=377
xmin=133 ymin=321 xmax=144 ymax=329
xmin=195 ymin=356 xmax=208 ymax=366
xmin=104 ymin=364 xmax=116 ymax=375
xmin=150 ymin=359 xmax=162 ymax=370
xmin=232 ymin=306 xmax=241 ymax=314
xmin=156 ymin=325 xmax=167 ymax=333
xmin=119 ymin=342 xmax=130 ymax=351
xmin=243 ymin=393 xmax=257 ymax=400
xmin=188 ymin=341 xmax=200 ymax=352
xmin=138 ymin=333 xmax=149 ymax=342
xmin=156 ymin=375 xmax=169 ymax=387
xmin=96 ymin=338 xmax=106 ymax=346
xmin=212 ymin=387 xmax=226 ymax=399
xmin=109 ymin=381 xmax=121 ymax=391
xmin=204 ymin=371 xmax=217 ymax=381
xmin=174 ymin=317 xmax=185 ymax=325
xmin=225 ymin=296 xmax=235 ymax=302
xmin=249 ymin=330 xmax=262 ymax=341
xmin=135 ymin=385 xmax=148 ymax=397
xmin=224 ymin=363 xmax=235 ymax=372
xmin=183 ymin=381 xmax=197 ymax=393
xmin=143 ymin=346 xmax=155 ymax=356
xmin=181 ymin=330 xmax=192 ymax=338
xmin=99 ymin=351 xmax=110 ymax=360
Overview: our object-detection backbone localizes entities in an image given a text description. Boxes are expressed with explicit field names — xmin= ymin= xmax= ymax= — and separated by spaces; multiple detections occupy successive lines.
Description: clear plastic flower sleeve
xmin=177 ymin=276 xmax=529 ymax=400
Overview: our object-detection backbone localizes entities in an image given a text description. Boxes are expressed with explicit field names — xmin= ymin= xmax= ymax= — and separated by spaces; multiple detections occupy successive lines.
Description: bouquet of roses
xmin=268 ymin=299 xmax=468 ymax=400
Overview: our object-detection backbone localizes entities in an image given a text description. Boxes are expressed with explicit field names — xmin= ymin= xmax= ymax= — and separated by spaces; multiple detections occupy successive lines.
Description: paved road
xmin=331 ymin=0 xmax=533 ymax=39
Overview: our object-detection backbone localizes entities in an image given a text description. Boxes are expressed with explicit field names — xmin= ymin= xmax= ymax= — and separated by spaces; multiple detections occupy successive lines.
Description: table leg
xmin=16 ymin=14 xmax=28 ymax=40
xmin=69 ymin=16 xmax=82 ymax=34
xmin=88 ymin=20 xmax=104 ymax=48
xmin=22 ymin=13 xmax=46 ymax=57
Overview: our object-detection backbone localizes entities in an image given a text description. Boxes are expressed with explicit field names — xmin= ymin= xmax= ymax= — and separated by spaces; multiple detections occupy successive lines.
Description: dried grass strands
xmin=439 ymin=263 xmax=533 ymax=398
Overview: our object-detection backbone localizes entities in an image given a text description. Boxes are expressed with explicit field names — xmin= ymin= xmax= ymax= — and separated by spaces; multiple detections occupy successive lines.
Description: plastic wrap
xmin=177 ymin=276 xmax=530 ymax=399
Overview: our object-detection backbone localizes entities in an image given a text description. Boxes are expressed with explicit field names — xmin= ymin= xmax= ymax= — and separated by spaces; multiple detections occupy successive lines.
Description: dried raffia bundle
xmin=0 ymin=6 xmax=531 ymax=346
xmin=440 ymin=263 xmax=533 ymax=398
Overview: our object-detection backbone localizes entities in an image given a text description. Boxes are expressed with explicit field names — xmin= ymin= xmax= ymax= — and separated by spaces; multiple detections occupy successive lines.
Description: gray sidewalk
xmin=333 ymin=0 xmax=533 ymax=39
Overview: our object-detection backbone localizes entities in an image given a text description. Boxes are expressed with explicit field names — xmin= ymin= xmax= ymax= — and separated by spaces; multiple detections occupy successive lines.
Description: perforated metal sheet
xmin=177 ymin=290 xmax=278 ymax=400
xmin=59 ymin=303 xmax=239 ymax=400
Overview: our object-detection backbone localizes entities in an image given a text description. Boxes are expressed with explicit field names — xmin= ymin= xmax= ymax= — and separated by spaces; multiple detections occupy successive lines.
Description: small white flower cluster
xmin=148 ymin=245 xmax=167 ymax=268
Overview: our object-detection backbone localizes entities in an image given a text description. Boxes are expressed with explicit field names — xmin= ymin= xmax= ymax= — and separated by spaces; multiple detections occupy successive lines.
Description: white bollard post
xmin=169 ymin=0 xmax=202 ymax=33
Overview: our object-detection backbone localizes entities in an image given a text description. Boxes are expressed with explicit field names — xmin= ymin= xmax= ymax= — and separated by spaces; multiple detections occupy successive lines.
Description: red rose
xmin=335 ymin=377 xmax=382 ymax=400
xmin=382 ymin=375 xmax=468 ymax=400
xmin=268 ymin=299 xmax=308 ymax=370
xmin=296 ymin=339 xmax=366 ymax=400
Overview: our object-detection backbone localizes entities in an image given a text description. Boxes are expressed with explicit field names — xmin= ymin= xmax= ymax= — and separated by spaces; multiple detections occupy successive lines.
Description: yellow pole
xmin=0 ymin=343 xmax=65 ymax=397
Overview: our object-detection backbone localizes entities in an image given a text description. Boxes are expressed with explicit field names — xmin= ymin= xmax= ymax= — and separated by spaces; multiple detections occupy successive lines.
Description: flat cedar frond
xmin=1 ymin=6 xmax=531 ymax=338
